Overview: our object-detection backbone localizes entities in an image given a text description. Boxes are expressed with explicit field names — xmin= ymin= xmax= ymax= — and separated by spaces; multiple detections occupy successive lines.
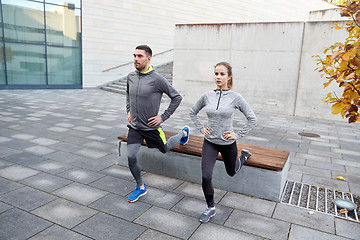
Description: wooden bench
xmin=117 ymin=131 xmax=290 ymax=201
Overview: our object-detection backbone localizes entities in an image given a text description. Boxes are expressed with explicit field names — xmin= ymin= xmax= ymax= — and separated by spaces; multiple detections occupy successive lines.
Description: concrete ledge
xmin=118 ymin=141 xmax=289 ymax=201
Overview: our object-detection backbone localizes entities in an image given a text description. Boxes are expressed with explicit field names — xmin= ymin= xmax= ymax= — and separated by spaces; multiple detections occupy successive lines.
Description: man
xmin=126 ymin=45 xmax=190 ymax=203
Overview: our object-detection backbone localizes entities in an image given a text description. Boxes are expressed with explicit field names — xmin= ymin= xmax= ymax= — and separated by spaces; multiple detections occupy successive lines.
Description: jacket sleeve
xmin=157 ymin=76 xmax=182 ymax=122
xmin=189 ymin=94 xmax=206 ymax=133
xmin=235 ymin=94 xmax=257 ymax=139
xmin=126 ymin=75 xmax=130 ymax=113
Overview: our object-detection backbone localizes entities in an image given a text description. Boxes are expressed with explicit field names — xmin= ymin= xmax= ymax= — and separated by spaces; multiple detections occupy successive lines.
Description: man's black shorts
xmin=127 ymin=126 xmax=167 ymax=153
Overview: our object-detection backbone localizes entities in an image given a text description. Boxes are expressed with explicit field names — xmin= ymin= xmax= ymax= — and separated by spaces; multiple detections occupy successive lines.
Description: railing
xmin=102 ymin=49 xmax=174 ymax=73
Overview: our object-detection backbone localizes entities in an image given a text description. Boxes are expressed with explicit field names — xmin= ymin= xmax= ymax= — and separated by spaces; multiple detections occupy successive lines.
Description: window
xmin=0 ymin=0 xmax=82 ymax=88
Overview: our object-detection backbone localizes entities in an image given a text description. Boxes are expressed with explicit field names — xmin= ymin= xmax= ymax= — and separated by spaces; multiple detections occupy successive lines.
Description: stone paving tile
xmin=305 ymin=160 xmax=346 ymax=173
xmin=140 ymin=187 xmax=184 ymax=209
xmin=332 ymin=170 xmax=360 ymax=183
xmin=45 ymin=151 xmax=88 ymax=164
xmin=2 ymin=152 xmax=47 ymax=166
xmin=308 ymin=149 xmax=343 ymax=159
xmin=100 ymin=165 xmax=135 ymax=181
xmin=295 ymin=153 xmax=331 ymax=162
xmin=219 ymin=192 xmax=276 ymax=217
xmin=0 ymin=208 xmax=52 ymax=240
xmin=301 ymin=174 xmax=350 ymax=192
xmin=135 ymin=206 xmax=200 ymax=239
xmin=47 ymin=126 xmax=69 ymax=133
xmin=0 ymin=177 xmax=24 ymax=195
xmin=53 ymin=182 xmax=108 ymax=205
xmin=290 ymin=164 xmax=331 ymax=178
xmin=348 ymin=182 xmax=360 ymax=195
xmin=0 ymin=186 xmax=57 ymax=211
xmin=224 ymin=209 xmax=290 ymax=240
xmin=171 ymin=196 xmax=232 ymax=225
xmin=70 ymin=157 xmax=115 ymax=172
xmin=24 ymin=145 xmax=56 ymax=156
xmin=287 ymin=171 xmax=303 ymax=182
xmin=0 ymin=159 xmax=14 ymax=169
xmin=31 ymin=198 xmax=97 ymax=229
xmin=335 ymin=218 xmax=360 ymax=239
xmin=20 ymin=172 xmax=72 ymax=192
xmin=28 ymin=224 xmax=92 ymax=240
xmin=141 ymin=172 xmax=184 ymax=191
xmin=0 ymin=146 xmax=21 ymax=158
xmin=190 ymin=223 xmax=262 ymax=240
xmin=29 ymin=159 xmax=72 ymax=174
xmin=11 ymin=133 xmax=37 ymax=140
xmin=288 ymin=224 xmax=349 ymax=240
xmin=89 ymin=175 xmax=134 ymax=196
xmin=48 ymin=142 xmax=83 ymax=153
xmin=30 ymin=137 xmax=59 ymax=146
xmin=136 ymin=229 xmax=179 ymax=240
xmin=333 ymin=158 xmax=360 ymax=168
xmin=74 ymin=212 xmax=146 ymax=240
xmin=0 ymin=136 xmax=11 ymax=143
xmin=0 ymin=201 xmax=13 ymax=214
xmin=174 ymin=181 xmax=226 ymax=204
xmin=58 ymin=135 xmax=92 ymax=145
xmin=90 ymin=193 xmax=151 ymax=221
xmin=0 ymin=165 xmax=40 ymax=181
xmin=1 ymin=139 xmax=36 ymax=149
xmin=75 ymin=148 xmax=109 ymax=159
xmin=273 ymin=203 xmax=335 ymax=234
xmin=57 ymin=168 xmax=105 ymax=184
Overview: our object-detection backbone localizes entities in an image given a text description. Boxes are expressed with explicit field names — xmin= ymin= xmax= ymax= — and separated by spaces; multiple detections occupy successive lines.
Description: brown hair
xmin=215 ymin=62 xmax=233 ymax=89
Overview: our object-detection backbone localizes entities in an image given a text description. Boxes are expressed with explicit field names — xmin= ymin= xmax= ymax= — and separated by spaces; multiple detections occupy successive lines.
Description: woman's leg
xmin=201 ymin=139 xmax=219 ymax=208
xmin=220 ymin=142 xmax=238 ymax=177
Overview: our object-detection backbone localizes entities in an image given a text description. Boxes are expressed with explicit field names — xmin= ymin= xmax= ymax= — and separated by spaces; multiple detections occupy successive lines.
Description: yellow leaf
xmin=336 ymin=176 xmax=346 ymax=181
xmin=342 ymin=52 xmax=356 ymax=61
xmin=339 ymin=209 xmax=348 ymax=214
xmin=331 ymin=103 xmax=343 ymax=115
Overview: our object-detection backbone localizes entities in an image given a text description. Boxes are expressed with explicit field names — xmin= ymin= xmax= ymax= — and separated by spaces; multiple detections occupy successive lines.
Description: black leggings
xmin=202 ymin=139 xmax=238 ymax=208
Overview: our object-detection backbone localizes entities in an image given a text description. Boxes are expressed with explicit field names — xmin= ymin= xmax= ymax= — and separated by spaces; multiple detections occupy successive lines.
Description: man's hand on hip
xmin=148 ymin=115 xmax=163 ymax=127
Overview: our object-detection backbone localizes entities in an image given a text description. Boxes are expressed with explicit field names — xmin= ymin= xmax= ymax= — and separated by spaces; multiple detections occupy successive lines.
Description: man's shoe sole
xmin=128 ymin=191 xmax=147 ymax=203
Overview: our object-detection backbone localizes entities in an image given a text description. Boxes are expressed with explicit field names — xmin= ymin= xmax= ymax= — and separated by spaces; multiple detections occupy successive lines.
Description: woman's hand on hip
xmin=224 ymin=131 xmax=237 ymax=140
xmin=202 ymin=127 xmax=210 ymax=137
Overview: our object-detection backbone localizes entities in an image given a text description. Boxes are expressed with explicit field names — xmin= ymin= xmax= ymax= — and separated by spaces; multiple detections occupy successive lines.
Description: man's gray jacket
xmin=126 ymin=69 xmax=182 ymax=131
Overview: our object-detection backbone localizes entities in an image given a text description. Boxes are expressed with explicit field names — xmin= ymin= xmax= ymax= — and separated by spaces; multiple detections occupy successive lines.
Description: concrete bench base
xmin=118 ymin=141 xmax=289 ymax=201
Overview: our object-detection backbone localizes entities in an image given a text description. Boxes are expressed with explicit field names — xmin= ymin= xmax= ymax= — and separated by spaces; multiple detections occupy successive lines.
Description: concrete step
xmin=101 ymin=61 xmax=174 ymax=95
xmin=101 ymin=86 xmax=125 ymax=94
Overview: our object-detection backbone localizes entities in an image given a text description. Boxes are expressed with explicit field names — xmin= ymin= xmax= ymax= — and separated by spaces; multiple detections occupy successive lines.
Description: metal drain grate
xmin=280 ymin=181 xmax=359 ymax=223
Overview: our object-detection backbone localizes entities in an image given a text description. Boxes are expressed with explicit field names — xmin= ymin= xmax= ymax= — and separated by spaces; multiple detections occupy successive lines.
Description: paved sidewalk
xmin=0 ymin=89 xmax=359 ymax=240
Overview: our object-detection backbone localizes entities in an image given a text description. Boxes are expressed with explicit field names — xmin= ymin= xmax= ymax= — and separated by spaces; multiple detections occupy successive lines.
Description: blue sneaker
xmin=180 ymin=125 xmax=190 ymax=145
xmin=128 ymin=184 xmax=147 ymax=203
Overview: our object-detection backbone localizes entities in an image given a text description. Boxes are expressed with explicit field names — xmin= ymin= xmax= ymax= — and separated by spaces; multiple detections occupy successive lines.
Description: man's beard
xmin=134 ymin=61 xmax=147 ymax=71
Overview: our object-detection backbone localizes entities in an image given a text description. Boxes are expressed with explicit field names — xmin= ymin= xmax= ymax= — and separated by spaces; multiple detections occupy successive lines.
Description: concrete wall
xmin=295 ymin=21 xmax=348 ymax=120
xmin=173 ymin=20 xmax=349 ymax=120
xmin=81 ymin=0 xmax=334 ymax=88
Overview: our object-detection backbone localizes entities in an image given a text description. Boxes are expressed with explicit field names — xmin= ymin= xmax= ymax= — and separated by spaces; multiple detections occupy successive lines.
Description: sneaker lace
xmin=204 ymin=208 xmax=214 ymax=215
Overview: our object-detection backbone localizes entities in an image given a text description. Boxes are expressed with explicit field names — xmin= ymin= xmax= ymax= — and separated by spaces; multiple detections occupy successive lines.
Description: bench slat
xmin=118 ymin=131 xmax=289 ymax=171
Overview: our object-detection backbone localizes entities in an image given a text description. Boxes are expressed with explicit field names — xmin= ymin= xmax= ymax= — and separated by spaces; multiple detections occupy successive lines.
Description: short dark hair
xmin=135 ymin=45 xmax=152 ymax=57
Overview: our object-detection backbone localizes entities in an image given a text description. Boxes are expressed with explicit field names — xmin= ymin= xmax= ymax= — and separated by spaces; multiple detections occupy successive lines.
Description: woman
xmin=189 ymin=62 xmax=257 ymax=223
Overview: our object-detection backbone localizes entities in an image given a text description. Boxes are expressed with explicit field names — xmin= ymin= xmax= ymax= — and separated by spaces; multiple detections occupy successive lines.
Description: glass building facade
xmin=0 ymin=0 xmax=82 ymax=89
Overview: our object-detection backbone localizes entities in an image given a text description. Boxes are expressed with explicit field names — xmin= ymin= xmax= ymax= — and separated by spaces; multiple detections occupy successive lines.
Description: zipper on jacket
xmin=216 ymin=90 xmax=222 ymax=110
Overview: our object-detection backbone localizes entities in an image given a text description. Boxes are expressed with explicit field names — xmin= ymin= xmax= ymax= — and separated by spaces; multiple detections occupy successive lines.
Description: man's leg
xmin=127 ymin=128 xmax=147 ymax=203
xmin=164 ymin=125 xmax=190 ymax=152
xmin=127 ymin=143 xmax=142 ymax=186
